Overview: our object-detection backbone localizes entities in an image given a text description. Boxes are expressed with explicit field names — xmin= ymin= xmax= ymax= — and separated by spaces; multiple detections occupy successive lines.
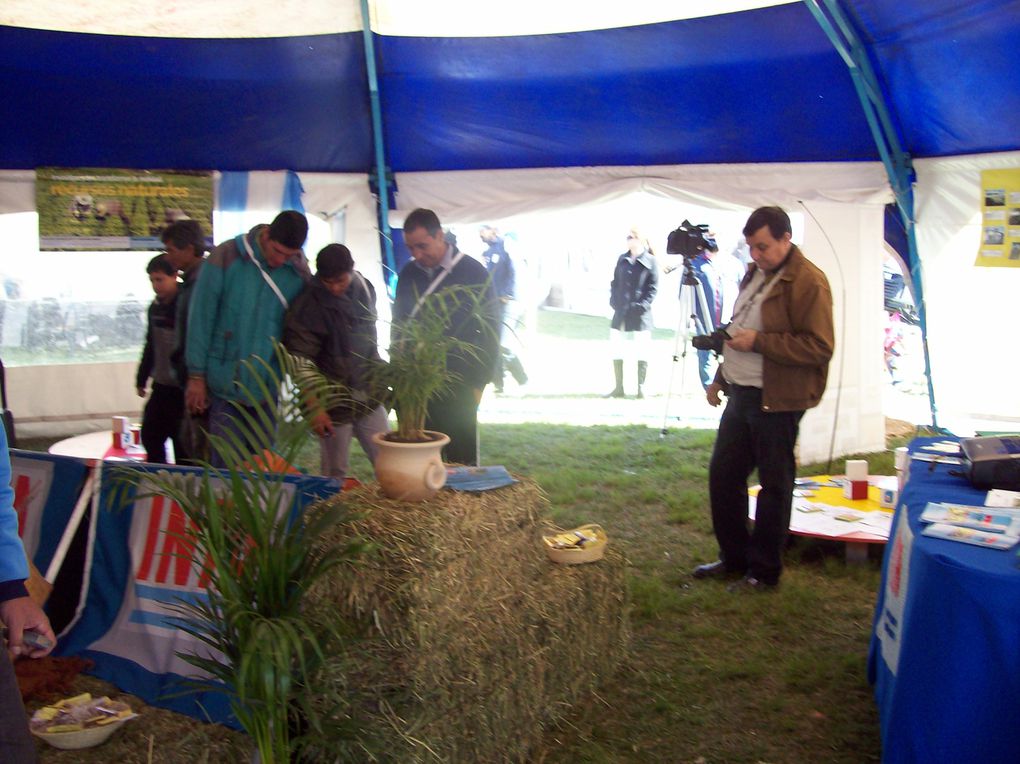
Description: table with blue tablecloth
xmin=868 ymin=436 xmax=1020 ymax=764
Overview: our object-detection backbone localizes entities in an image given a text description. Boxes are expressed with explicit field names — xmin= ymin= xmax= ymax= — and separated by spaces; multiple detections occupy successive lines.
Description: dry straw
xmin=303 ymin=478 xmax=629 ymax=762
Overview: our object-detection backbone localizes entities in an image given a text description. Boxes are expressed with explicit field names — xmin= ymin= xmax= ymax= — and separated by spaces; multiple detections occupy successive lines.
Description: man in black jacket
xmin=393 ymin=209 xmax=499 ymax=465
xmin=161 ymin=219 xmax=207 ymax=463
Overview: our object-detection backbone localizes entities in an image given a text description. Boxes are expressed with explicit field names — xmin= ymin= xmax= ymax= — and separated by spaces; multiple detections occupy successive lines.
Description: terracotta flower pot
xmin=371 ymin=430 xmax=450 ymax=501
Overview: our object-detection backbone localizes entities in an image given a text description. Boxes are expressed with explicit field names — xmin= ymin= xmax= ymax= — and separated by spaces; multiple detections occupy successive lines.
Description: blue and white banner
xmin=56 ymin=462 xmax=340 ymax=726
xmin=9 ymin=449 xmax=89 ymax=575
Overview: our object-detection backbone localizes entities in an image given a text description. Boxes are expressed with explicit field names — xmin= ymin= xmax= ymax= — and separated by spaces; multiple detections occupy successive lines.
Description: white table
xmin=49 ymin=430 xmax=161 ymax=462
xmin=44 ymin=430 xmax=148 ymax=586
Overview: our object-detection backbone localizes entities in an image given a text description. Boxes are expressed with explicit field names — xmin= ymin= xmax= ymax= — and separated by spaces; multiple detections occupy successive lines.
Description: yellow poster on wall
xmin=976 ymin=168 xmax=1020 ymax=267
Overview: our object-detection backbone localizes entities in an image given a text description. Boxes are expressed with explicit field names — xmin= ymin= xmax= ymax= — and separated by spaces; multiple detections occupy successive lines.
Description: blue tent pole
xmin=804 ymin=0 xmax=940 ymax=429
xmin=360 ymin=0 xmax=397 ymax=299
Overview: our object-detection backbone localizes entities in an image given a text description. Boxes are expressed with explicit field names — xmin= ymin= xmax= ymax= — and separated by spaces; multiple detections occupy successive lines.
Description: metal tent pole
xmin=804 ymin=0 xmax=940 ymax=429
xmin=360 ymin=0 xmax=398 ymax=298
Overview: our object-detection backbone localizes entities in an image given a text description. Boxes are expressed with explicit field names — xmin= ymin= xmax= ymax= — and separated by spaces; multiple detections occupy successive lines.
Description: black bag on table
xmin=957 ymin=436 xmax=1020 ymax=490
xmin=0 ymin=358 xmax=14 ymax=448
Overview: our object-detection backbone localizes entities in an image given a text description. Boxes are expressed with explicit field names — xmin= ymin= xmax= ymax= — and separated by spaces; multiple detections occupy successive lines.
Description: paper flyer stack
xmin=919 ymin=498 xmax=1020 ymax=551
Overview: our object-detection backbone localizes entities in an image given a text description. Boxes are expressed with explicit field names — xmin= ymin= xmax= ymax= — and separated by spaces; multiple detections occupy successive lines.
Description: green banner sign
xmin=36 ymin=167 xmax=214 ymax=251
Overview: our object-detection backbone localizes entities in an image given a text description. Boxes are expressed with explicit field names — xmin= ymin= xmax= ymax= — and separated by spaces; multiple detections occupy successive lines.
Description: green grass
xmin=476 ymin=422 xmax=886 ymax=763
xmin=24 ymin=421 xmax=895 ymax=763
xmin=24 ymin=306 xmax=910 ymax=762
xmin=26 ymin=421 xmax=892 ymax=763
xmin=537 ymin=308 xmax=677 ymax=342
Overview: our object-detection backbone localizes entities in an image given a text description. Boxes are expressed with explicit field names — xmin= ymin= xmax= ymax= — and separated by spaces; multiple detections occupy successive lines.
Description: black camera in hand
xmin=691 ymin=323 xmax=731 ymax=353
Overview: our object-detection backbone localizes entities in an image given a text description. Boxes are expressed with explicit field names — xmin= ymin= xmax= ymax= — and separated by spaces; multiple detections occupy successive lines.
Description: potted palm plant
xmin=367 ymin=283 xmax=495 ymax=501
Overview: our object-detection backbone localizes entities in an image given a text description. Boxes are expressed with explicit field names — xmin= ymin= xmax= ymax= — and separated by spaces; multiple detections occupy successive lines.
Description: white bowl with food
xmin=30 ymin=692 xmax=136 ymax=750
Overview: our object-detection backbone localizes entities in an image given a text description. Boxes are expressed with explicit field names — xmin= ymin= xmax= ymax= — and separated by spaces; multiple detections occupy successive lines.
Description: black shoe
xmin=692 ymin=560 xmax=742 ymax=580
xmin=727 ymin=575 xmax=778 ymax=592
xmin=636 ymin=388 xmax=645 ymax=399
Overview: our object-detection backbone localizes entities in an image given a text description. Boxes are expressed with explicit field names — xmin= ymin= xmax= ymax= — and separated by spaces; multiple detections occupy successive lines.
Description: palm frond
xmin=113 ymin=343 xmax=368 ymax=763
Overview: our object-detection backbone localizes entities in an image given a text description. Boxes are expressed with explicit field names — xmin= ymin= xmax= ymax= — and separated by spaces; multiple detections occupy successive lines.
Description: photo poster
xmin=976 ymin=168 xmax=1020 ymax=267
xmin=36 ymin=167 xmax=214 ymax=251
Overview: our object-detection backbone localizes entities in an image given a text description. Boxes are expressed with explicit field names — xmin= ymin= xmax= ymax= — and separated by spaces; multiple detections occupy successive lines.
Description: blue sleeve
xmin=0 ymin=426 xmax=29 ymax=596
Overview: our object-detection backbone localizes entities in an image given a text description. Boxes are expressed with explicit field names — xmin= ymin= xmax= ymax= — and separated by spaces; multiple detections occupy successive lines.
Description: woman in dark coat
xmin=607 ymin=228 xmax=658 ymax=398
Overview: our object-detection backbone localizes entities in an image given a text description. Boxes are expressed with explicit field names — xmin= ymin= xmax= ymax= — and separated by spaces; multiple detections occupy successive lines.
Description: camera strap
xmin=729 ymin=268 xmax=780 ymax=329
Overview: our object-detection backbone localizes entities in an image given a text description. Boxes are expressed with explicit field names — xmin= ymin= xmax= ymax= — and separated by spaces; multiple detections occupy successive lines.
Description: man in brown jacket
xmin=692 ymin=206 xmax=834 ymax=589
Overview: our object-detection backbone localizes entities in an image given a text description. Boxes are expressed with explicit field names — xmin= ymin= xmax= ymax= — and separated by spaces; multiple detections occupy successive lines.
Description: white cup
xmin=894 ymin=446 xmax=908 ymax=470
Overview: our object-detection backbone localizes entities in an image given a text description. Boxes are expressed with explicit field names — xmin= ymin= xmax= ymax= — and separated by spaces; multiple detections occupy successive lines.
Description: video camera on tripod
xmin=666 ymin=219 xmax=717 ymax=259
xmin=665 ymin=220 xmax=729 ymax=352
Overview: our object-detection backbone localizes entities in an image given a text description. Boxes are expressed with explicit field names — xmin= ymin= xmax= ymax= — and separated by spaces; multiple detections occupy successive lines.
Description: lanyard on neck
xmin=411 ymin=250 xmax=464 ymax=318
xmin=730 ymin=268 xmax=779 ymax=327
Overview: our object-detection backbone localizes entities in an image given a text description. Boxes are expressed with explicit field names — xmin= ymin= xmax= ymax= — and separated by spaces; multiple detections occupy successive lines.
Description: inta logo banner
xmin=54 ymin=461 xmax=339 ymax=726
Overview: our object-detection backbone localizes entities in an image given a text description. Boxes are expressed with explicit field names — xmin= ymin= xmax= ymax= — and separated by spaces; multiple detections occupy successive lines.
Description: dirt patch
xmin=885 ymin=417 xmax=917 ymax=441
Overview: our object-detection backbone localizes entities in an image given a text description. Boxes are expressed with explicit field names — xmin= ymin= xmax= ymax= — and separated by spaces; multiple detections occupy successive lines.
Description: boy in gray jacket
xmin=283 ymin=244 xmax=388 ymax=483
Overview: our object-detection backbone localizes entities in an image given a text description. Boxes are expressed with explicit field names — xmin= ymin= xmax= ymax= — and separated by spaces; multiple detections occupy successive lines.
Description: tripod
xmin=660 ymin=258 xmax=714 ymax=436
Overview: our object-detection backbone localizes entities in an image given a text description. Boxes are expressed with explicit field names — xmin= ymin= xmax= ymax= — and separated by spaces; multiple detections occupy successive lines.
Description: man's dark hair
xmin=743 ymin=206 xmax=792 ymax=240
xmin=161 ymin=219 xmax=206 ymax=257
xmin=268 ymin=210 xmax=309 ymax=250
xmin=316 ymin=244 xmax=354 ymax=279
xmin=403 ymin=208 xmax=443 ymax=237
xmin=146 ymin=253 xmax=176 ymax=276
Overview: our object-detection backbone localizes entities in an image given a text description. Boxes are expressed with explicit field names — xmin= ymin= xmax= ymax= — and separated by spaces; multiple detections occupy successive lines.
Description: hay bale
xmin=304 ymin=478 xmax=629 ymax=763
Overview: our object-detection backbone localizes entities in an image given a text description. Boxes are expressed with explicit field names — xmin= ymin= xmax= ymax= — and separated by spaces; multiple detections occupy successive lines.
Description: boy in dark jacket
xmin=136 ymin=254 xmax=183 ymax=463
xmin=283 ymin=244 xmax=388 ymax=483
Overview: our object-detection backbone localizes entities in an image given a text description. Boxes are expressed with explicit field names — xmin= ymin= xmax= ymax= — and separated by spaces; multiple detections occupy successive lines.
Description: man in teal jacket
xmin=185 ymin=211 xmax=311 ymax=465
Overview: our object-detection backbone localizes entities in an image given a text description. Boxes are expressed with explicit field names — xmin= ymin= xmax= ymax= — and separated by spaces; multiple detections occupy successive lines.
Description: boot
xmin=637 ymin=360 xmax=648 ymax=399
xmin=506 ymin=352 xmax=528 ymax=385
xmin=605 ymin=359 xmax=625 ymax=398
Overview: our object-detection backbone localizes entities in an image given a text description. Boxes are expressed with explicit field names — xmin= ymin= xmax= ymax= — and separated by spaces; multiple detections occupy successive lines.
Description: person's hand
xmin=706 ymin=382 xmax=723 ymax=407
xmin=1 ymin=596 xmax=56 ymax=658
xmin=136 ymin=386 xmax=146 ymax=398
xmin=473 ymin=387 xmax=484 ymax=405
xmin=725 ymin=328 xmax=758 ymax=353
xmin=186 ymin=377 xmax=208 ymax=415
xmin=311 ymin=411 xmax=334 ymax=438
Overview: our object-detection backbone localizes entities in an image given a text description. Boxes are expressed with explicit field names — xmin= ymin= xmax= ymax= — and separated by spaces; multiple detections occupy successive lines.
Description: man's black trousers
xmin=708 ymin=384 xmax=804 ymax=585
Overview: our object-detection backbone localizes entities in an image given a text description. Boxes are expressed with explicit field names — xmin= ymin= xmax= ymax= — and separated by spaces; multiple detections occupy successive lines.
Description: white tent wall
xmin=797 ymin=199 xmax=887 ymax=464
xmin=0 ymin=170 xmax=381 ymax=439
xmin=913 ymin=150 xmax=1020 ymax=433
xmin=392 ymin=162 xmax=893 ymax=225
xmin=394 ymin=162 xmax=890 ymax=463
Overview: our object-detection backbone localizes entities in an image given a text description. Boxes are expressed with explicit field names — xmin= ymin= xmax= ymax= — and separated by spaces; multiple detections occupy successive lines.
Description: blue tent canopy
xmin=1 ymin=0 xmax=1017 ymax=173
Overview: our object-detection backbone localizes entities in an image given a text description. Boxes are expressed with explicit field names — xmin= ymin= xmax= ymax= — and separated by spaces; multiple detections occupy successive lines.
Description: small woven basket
xmin=542 ymin=523 xmax=608 ymax=564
